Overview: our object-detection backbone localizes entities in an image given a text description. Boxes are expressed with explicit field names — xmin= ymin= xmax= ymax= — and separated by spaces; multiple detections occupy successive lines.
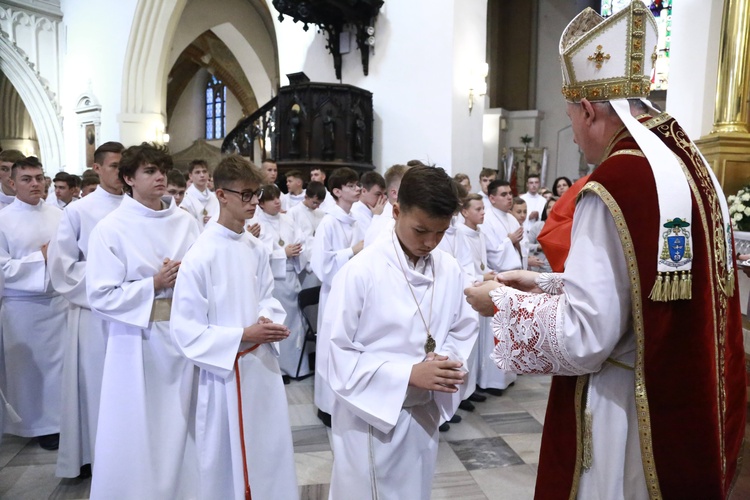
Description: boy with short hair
xmin=261 ymin=158 xmax=278 ymax=184
xmin=0 ymin=149 xmax=24 ymax=209
xmin=181 ymin=159 xmax=218 ymax=230
xmin=86 ymin=143 xmax=200 ymax=498
xmin=167 ymin=170 xmax=187 ymax=206
xmin=53 ymin=172 xmax=77 ymax=208
xmin=0 ymin=158 xmax=66 ymax=450
xmin=281 ymin=169 xmax=305 ymax=211
xmin=351 ymin=171 xmax=386 ymax=235
xmin=310 ymin=167 xmax=336 ymax=213
xmin=171 ymin=155 xmax=298 ymax=500
xmin=326 ymin=165 xmax=478 ymax=498
xmin=80 ymin=175 xmax=99 ymax=197
xmin=310 ymin=167 xmax=363 ymax=425
xmin=364 ymin=164 xmax=410 ymax=245
xmin=511 ymin=197 xmax=527 ymax=226
xmin=477 ymin=168 xmax=497 ymax=211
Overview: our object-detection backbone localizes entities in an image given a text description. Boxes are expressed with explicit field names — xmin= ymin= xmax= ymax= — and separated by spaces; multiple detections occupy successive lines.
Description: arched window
xmin=205 ymin=76 xmax=226 ymax=140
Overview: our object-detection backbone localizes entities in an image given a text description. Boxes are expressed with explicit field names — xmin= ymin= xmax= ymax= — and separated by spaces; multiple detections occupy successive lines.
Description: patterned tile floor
xmin=1 ymin=374 xmax=749 ymax=499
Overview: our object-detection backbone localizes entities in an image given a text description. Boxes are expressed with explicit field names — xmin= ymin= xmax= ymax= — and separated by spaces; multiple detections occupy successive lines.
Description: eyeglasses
xmin=222 ymin=187 xmax=262 ymax=203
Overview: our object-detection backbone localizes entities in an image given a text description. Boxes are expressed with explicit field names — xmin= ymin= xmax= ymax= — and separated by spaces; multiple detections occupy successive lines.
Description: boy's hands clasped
xmin=242 ymin=316 xmax=289 ymax=344
xmin=409 ymin=353 xmax=465 ymax=393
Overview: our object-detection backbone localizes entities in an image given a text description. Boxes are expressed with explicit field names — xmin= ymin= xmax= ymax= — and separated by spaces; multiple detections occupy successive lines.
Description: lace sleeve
xmin=535 ymin=273 xmax=564 ymax=295
xmin=489 ymin=286 xmax=588 ymax=376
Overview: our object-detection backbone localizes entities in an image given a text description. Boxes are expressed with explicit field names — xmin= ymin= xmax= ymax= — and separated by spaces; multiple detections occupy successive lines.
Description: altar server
xmin=181 ymin=159 xmax=219 ymax=231
xmin=310 ymin=167 xmax=363 ymax=426
xmin=288 ymin=181 xmax=326 ymax=289
xmin=0 ymin=157 xmax=65 ymax=450
xmin=48 ymin=141 xmax=125 ymax=478
xmin=480 ymin=179 xmax=523 ymax=273
xmin=256 ymin=184 xmax=309 ymax=378
xmin=86 ymin=143 xmax=200 ymax=499
xmin=171 ymin=155 xmax=298 ymax=500
xmin=326 ymin=165 xmax=477 ymax=499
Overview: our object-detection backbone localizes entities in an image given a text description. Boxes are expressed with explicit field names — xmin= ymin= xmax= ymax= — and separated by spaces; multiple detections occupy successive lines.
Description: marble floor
xmin=1 ymin=373 xmax=749 ymax=499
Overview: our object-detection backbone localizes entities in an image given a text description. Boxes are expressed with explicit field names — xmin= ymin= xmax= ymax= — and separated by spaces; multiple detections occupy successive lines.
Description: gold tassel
xmin=670 ymin=273 xmax=680 ymax=301
xmin=649 ymin=273 xmax=664 ymax=302
xmin=582 ymin=410 xmax=593 ymax=470
xmin=680 ymin=271 xmax=692 ymax=300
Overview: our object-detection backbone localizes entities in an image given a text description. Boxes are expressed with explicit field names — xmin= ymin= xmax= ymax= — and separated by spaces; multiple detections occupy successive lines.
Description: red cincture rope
xmin=234 ymin=344 xmax=260 ymax=500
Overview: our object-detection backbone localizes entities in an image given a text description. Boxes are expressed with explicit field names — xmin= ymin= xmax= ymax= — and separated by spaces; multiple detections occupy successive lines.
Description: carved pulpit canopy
xmin=272 ymin=0 xmax=383 ymax=80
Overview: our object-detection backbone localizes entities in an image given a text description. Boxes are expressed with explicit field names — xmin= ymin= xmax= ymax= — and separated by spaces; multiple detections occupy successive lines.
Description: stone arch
xmin=120 ymin=0 xmax=279 ymax=145
xmin=0 ymin=32 xmax=63 ymax=168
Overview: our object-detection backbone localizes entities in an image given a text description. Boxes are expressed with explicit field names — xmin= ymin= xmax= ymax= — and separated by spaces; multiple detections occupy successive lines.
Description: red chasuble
xmin=533 ymin=115 xmax=746 ymax=499
xmin=537 ymin=175 xmax=590 ymax=273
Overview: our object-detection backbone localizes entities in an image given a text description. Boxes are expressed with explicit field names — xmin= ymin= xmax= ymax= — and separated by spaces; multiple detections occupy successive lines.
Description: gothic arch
xmin=120 ymin=0 xmax=279 ymax=143
xmin=0 ymin=32 xmax=63 ymax=168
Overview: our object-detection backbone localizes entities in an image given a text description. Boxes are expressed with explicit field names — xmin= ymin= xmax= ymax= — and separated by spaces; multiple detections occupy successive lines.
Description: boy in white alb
xmin=288 ymin=181 xmax=326 ymax=289
xmin=181 ymin=159 xmax=219 ymax=230
xmin=326 ymin=165 xmax=478 ymax=499
xmin=281 ymin=169 xmax=306 ymax=211
xmin=363 ymin=164 xmax=410 ymax=246
xmin=0 ymin=157 xmax=66 ymax=451
xmin=480 ymin=180 xmax=523 ymax=273
xmin=519 ymin=174 xmax=546 ymax=229
xmin=310 ymin=167 xmax=363 ymax=426
xmin=457 ymin=193 xmax=516 ymax=394
xmin=310 ymin=167 xmax=336 ymax=213
xmin=86 ymin=143 xmax=200 ymax=499
xmin=350 ymin=171 xmax=386 ymax=236
xmin=171 ymin=155 xmax=298 ymax=500
xmin=48 ymin=142 xmax=125 ymax=478
xmin=256 ymin=184 xmax=309 ymax=378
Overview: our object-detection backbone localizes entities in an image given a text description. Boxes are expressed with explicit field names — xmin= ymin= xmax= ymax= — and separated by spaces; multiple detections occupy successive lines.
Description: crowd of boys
xmin=0 ymin=140 xmax=571 ymax=499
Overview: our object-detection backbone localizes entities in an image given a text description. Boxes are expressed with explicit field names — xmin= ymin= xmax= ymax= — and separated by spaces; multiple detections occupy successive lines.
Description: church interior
xmin=1 ymin=0 xmax=750 ymax=498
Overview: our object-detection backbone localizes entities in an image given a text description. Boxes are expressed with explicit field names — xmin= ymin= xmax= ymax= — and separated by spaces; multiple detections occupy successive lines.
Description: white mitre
xmin=559 ymin=2 xmax=658 ymax=102
xmin=558 ymin=1 xmax=734 ymax=302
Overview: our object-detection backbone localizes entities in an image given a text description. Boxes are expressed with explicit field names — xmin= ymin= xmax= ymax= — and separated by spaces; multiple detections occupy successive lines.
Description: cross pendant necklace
xmin=391 ymin=232 xmax=436 ymax=353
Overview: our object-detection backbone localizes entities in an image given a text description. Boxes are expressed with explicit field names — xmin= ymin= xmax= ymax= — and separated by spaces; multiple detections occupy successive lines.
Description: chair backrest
xmin=297 ymin=285 xmax=321 ymax=336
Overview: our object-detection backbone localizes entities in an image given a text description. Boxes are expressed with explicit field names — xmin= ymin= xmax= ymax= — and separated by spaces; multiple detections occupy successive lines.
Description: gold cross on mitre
xmin=588 ymin=45 xmax=611 ymax=69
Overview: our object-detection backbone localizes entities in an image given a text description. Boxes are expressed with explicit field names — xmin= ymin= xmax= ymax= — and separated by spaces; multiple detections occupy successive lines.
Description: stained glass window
xmin=600 ymin=0 xmax=672 ymax=91
xmin=205 ymin=76 xmax=226 ymax=140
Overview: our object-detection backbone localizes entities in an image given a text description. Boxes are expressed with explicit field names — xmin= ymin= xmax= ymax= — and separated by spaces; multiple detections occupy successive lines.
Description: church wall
xmin=270 ymin=0 xmax=473 ymax=174
xmin=535 ymin=0 xmax=594 ymax=185
xmin=0 ymin=0 xmax=65 ymax=169
xmin=60 ymin=0 xmax=138 ymax=172
xmin=666 ymin=0 xmax=723 ymax=139
xmin=450 ymin=0 xmax=487 ymax=180
xmin=169 ymin=67 xmax=242 ymax=155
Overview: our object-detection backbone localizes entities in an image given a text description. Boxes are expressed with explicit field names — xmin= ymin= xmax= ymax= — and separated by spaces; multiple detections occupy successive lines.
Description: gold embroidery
xmin=609 ymin=149 xmax=645 ymax=158
xmin=650 ymin=118 xmax=729 ymax=477
xmin=588 ymin=45 xmax=611 ymax=69
xmin=569 ymin=375 xmax=588 ymax=500
xmin=579 ymin=181 xmax=663 ymax=499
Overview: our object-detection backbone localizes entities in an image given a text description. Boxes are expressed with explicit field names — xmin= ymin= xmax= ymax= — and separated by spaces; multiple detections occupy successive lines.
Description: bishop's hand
xmin=496 ymin=270 xmax=542 ymax=293
xmin=464 ymin=280 xmax=501 ymax=317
